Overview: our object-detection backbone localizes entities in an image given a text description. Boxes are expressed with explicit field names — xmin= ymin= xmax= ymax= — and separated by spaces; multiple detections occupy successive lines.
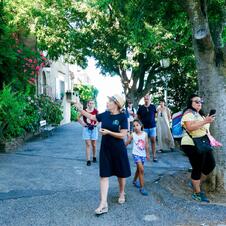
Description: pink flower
xmin=17 ymin=49 xmax=22 ymax=53
xmin=41 ymin=62 xmax=45 ymax=67
xmin=28 ymin=78 xmax=36 ymax=85
xmin=28 ymin=59 xmax=33 ymax=63
xmin=35 ymin=66 xmax=40 ymax=71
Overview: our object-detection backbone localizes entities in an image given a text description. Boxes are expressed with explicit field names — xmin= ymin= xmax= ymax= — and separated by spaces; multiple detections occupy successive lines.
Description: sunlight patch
xmin=143 ymin=214 xmax=158 ymax=222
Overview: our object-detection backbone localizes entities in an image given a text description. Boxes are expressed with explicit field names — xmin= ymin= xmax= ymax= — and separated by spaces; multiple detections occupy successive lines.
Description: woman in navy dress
xmin=74 ymin=94 xmax=131 ymax=215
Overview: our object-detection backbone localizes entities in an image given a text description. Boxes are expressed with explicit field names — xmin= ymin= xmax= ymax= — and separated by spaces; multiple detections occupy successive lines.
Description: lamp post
xmin=160 ymin=58 xmax=170 ymax=105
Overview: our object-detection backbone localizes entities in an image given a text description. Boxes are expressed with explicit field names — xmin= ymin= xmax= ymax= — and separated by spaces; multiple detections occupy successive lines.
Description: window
xmin=60 ymin=80 xmax=65 ymax=100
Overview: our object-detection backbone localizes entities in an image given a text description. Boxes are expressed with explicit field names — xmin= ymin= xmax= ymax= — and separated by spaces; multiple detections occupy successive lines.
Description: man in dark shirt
xmin=137 ymin=94 xmax=157 ymax=162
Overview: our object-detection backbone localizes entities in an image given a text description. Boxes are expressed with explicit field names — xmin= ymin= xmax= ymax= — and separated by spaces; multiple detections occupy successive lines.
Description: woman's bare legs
xmin=192 ymin=179 xmax=201 ymax=193
xmin=91 ymin=140 xmax=96 ymax=159
xmin=118 ymin=177 xmax=126 ymax=203
xmin=85 ymin=140 xmax=91 ymax=161
xmin=96 ymin=177 xmax=109 ymax=209
xmin=192 ymin=174 xmax=207 ymax=193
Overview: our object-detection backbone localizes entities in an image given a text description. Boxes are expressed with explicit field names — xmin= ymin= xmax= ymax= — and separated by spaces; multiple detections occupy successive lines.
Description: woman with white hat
xmin=74 ymin=94 xmax=131 ymax=215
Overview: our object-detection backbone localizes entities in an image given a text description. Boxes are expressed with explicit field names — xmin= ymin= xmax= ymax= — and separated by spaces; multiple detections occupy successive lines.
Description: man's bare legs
xmin=150 ymin=136 xmax=157 ymax=161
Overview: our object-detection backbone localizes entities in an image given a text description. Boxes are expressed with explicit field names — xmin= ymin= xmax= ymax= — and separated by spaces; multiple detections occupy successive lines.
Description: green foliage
xmin=207 ymin=0 xmax=226 ymax=46
xmin=0 ymin=85 xmax=27 ymax=141
xmin=0 ymin=85 xmax=63 ymax=141
xmin=4 ymin=0 xmax=90 ymax=66
xmin=0 ymin=1 xmax=47 ymax=91
xmin=37 ymin=95 xmax=63 ymax=125
xmin=2 ymin=0 xmax=224 ymax=113
xmin=81 ymin=0 xmax=198 ymax=108
xmin=74 ymin=84 xmax=98 ymax=104
xmin=71 ymin=106 xmax=79 ymax=121
xmin=0 ymin=2 xmax=18 ymax=89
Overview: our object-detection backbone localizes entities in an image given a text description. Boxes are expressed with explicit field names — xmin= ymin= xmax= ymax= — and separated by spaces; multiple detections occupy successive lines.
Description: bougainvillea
xmin=16 ymin=47 xmax=48 ymax=85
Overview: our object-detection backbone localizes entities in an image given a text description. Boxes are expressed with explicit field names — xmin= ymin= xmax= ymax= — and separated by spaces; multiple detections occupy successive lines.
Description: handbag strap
xmin=183 ymin=126 xmax=193 ymax=139
xmin=182 ymin=110 xmax=207 ymax=139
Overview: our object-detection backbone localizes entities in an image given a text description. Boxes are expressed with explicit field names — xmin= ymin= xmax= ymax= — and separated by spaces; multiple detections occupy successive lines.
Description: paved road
xmin=0 ymin=122 xmax=225 ymax=226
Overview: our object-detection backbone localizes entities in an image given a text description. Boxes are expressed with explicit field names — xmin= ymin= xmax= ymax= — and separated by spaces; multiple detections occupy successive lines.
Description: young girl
xmin=126 ymin=119 xmax=150 ymax=196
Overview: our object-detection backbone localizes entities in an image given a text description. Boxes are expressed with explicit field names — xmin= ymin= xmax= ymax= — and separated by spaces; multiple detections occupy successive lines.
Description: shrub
xmin=0 ymin=85 xmax=28 ymax=141
xmin=71 ymin=106 xmax=79 ymax=121
xmin=37 ymin=95 xmax=63 ymax=125
xmin=0 ymin=86 xmax=63 ymax=142
xmin=22 ymin=95 xmax=40 ymax=133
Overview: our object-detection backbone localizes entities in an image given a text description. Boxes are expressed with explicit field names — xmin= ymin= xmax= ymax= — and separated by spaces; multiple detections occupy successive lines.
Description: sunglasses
xmin=193 ymin=100 xmax=204 ymax=104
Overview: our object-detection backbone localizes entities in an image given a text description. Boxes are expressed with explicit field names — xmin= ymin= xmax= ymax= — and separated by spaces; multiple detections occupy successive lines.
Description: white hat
xmin=108 ymin=94 xmax=125 ymax=109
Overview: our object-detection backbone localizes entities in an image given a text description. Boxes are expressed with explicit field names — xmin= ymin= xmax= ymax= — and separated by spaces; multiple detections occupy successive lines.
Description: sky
xmin=84 ymin=58 xmax=123 ymax=112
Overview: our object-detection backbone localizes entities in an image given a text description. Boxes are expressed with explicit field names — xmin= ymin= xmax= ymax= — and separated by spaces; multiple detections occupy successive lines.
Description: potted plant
xmin=65 ymin=90 xmax=72 ymax=100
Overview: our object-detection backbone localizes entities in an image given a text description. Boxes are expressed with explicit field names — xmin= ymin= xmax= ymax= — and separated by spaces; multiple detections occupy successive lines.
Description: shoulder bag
xmin=185 ymin=128 xmax=213 ymax=154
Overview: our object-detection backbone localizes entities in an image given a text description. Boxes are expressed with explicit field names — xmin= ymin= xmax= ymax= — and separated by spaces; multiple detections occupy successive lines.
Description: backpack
xmin=172 ymin=111 xmax=183 ymax=138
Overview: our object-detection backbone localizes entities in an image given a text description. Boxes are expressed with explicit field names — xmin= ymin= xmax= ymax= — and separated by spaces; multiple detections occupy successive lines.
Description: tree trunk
xmin=186 ymin=0 xmax=226 ymax=192
xmin=194 ymin=43 xmax=226 ymax=192
xmin=119 ymin=69 xmax=145 ymax=109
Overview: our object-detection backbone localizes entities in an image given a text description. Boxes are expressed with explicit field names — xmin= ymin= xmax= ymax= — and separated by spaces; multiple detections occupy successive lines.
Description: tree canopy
xmin=1 ymin=0 xmax=225 ymax=110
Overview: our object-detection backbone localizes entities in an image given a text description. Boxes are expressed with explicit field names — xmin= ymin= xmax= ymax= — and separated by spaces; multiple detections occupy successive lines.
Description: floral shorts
xmin=132 ymin=154 xmax=146 ymax=165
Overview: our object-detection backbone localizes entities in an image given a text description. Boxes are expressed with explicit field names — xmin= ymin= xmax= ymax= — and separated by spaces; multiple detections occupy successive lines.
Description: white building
xmin=37 ymin=57 xmax=91 ymax=125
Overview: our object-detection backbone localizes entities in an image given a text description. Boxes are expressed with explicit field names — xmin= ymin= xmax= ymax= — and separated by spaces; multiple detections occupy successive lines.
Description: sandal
xmin=140 ymin=187 xmax=148 ymax=196
xmin=95 ymin=204 xmax=108 ymax=215
xmin=118 ymin=193 xmax=126 ymax=204
xmin=133 ymin=180 xmax=140 ymax=188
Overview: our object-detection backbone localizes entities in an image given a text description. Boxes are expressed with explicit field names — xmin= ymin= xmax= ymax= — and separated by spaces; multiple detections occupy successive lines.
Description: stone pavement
xmin=0 ymin=122 xmax=225 ymax=226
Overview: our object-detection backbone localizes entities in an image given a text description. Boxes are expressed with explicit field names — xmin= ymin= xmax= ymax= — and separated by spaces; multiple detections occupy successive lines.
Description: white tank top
xmin=132 ymin=132 xmax=147 ymax=157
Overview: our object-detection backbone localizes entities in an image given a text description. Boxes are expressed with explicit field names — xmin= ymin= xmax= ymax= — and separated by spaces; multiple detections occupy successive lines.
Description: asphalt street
xmin=0 ymin=122 xmax=225 ymax=226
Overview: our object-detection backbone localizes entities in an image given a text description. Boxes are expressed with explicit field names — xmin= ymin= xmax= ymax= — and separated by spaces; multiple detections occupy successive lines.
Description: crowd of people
xmin=74 ymin=92 xmax=218 ymax=215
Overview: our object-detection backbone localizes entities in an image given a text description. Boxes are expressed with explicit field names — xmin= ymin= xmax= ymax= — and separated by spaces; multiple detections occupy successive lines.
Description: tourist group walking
xmin=74 ymin=92 xmax=219 ymax=214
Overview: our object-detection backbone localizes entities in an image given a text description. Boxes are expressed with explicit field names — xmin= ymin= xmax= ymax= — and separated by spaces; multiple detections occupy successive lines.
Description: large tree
xmin=2 ymin=0 xmax=226 ymax=191
xmin=5 ymin=0 xmax=197 ymax=110
xmin=82 ymin=0 xmax=198 ymax=108
xmin=182 ymin=0 xmax=226 ymax=191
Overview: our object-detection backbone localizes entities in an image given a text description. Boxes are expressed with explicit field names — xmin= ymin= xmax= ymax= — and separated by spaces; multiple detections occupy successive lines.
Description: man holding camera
xmin=77 ymin=100 xmax=98 ymax=166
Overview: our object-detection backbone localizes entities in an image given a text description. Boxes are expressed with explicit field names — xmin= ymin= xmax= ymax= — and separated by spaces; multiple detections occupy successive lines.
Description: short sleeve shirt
xmin=137 ymin=104 xmax=157 ymax=128
xmin=96 ymin=111 xmax=128 ymax=132
xmin=132 ymin=131 xmax=147 ymax=157
xmin=83 ymin=108 xmax=98 ymax=125
xmin=181 ymin=111 xmax=209 ymax=146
